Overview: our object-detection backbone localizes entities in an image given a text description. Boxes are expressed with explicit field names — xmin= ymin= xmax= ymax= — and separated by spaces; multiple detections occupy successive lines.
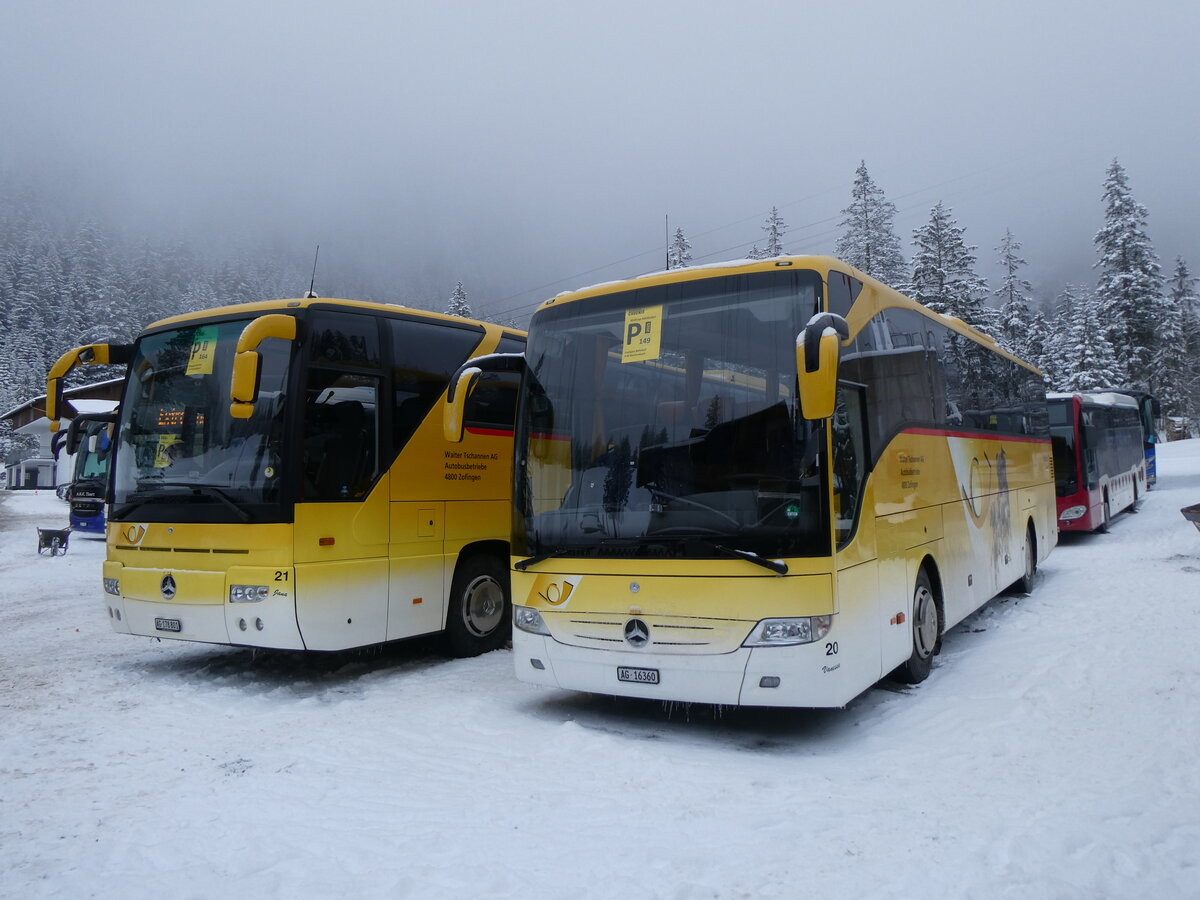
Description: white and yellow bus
xmin=448 ymin=256 xmax=1056 ymax=707
xmin=47 ymin=299 xmax=524 ymax=654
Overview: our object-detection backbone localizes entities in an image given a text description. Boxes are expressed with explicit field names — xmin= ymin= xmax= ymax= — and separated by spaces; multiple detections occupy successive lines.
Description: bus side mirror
xmin=46 ymin=343 xmax=132 ymax=433
xmin=229 ymin=314 xmax=297 ymax=419
xmin=796 ymin=313 xmax=849 ymax=420
xmin=442 ymin=351 xmax=527 ymax=442
xmin=444 ymin=367 xmax=482 ymax=443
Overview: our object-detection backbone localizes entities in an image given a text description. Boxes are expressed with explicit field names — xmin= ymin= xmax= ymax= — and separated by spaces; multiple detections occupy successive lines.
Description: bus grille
xmin=552 ymin=614 xmax=750 ymax=655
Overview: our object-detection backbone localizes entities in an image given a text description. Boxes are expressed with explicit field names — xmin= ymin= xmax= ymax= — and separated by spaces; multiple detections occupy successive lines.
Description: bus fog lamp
xmin=230 ymin=584 xmax=269 ymax=603
xmin=103 ymin=577 xmax=121 ymax=596
xmin=743 ymin=615 xmax=832 ymax=647
xmin=513 ymin=606 xmax=550 ymax=635
xmin=1060 ymin=505 xmax=1087 ymax=521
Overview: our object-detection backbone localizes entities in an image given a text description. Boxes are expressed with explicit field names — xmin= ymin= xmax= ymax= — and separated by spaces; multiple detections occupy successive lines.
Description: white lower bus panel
xmin=513 ymin=624 xmax=866 ymax=709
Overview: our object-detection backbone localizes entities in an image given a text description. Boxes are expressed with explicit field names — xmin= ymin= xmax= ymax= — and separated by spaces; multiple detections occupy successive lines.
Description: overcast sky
xmin=3 ymin=0 xmax=1198 ymax=322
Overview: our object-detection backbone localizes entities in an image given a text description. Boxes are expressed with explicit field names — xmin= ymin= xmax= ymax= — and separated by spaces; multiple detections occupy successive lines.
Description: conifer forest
xmin=3 ymin=158 xmax=1197 ymax=460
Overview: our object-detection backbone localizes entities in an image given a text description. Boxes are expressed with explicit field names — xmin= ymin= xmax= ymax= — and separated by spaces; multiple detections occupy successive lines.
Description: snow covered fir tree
xmin=748 ymin=207 xmax=787 ymax=259
xmin=835 ymin=161 xmax=907 ymax=289
xmin=446 ymin=281 xmax=472 ymax=318
xmin=992 ymin=229 xmax=1035 ymax=360
xmin=909 ymin=201 xmax=990 ymax=329
xmin=667 ymin=227 xmax=692 ymax=270
xmin=1093 ymin=159 xmax=1167 ymax=392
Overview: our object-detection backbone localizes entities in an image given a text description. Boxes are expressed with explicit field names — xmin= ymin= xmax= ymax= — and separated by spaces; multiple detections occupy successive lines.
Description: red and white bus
xmin=1048 ymin=391 xmax=1147 ymax=532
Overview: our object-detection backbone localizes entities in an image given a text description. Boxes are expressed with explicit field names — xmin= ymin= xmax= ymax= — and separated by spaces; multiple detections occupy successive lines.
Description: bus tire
xmin=445 ymin=554 xmax=511 ymax=657
xmin=1097 ymin=495 xmax=1111 ymax=533
xmin=1016 ymin=523 xmax=1037 ymax=594
xmin=895 ymin=568 xmax=941 ymax=685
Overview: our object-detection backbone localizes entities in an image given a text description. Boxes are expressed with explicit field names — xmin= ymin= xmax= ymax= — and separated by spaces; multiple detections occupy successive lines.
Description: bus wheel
xmin=1016 ymin=524 xmax=1037 ymax=594
xmin=1131 ymin=484 xmax=1140 ymax=513
xmin=445 ymin=554 xmax=511 ymax=657
xmin=1097 ymin=495 xmax=1111 ymax=533
xmin=896 ymin=569 xmax=940 ymax=684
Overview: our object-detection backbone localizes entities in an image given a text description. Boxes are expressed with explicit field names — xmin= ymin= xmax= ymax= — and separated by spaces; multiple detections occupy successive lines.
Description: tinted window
xmin=842 ymin=307 xmax=1048 ymax=460
xmin=310 ymin=311 xmax=381 ymax=368
xmin=466 ymin=373 xmax=520 ymax=431
xmin=388 ymin=318 xmax=483 ymax=453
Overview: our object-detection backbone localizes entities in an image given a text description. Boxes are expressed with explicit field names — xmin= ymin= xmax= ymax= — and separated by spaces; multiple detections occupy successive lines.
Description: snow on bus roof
xmin=1048 ymin=390 xmax=1139 ymax=407
xmin=551 ymin=257 xmax=794 ymax=300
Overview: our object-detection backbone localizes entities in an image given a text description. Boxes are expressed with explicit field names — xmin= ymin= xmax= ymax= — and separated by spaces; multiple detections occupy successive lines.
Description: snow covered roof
xmin=68 ymin=399 xmax=119 ymax=415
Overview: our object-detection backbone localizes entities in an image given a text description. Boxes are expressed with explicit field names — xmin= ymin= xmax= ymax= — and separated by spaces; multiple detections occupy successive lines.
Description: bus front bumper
xmin=513 ymin=630 xmax=860 ymax=708
xmin=101 ymin=563 xmax=305 ymax=649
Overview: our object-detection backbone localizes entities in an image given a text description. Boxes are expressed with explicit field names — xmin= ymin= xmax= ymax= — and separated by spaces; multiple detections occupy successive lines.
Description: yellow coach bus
xmin=447 ymin=256 xmax=1055 ymax=707
xmin=47 ymin=299 xmax=524 ymax=654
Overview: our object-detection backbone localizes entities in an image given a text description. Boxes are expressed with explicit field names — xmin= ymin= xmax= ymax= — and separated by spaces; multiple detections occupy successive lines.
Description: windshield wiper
xmin=711 ymin=542 xmax=788 ymax=575
xmin=115 ymin=482 xmax=252 ymax=523
xmin=514 ymin=546 xmax=574 ymax=571
xmin=602 ymin=535 xmax=789 ymax=574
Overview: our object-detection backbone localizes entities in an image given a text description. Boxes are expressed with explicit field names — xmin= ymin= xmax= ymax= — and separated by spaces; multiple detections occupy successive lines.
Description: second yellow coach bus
xmin=449 ymin=256 xmax=1055 ymax=707
xmin=48 ymin=298 xmax=524 ymax=654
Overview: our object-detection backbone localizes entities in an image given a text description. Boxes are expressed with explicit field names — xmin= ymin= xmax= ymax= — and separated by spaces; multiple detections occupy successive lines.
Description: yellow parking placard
xmin=621 ymin=305 xmax=663 ymax=363
xmin=186 ymin=326 xmax=217 ymax=376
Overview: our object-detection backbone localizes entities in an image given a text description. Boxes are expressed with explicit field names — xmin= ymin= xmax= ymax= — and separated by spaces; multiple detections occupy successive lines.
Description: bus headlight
xmin=1059 ymin=505 xmax=1087 ymax=521
xmin=743 ymin=616 xmax=832 ymax=647
xmin=229 ymin=584 xmax=269 ymax=603
xmin=513 ymin=606 xmax=551 ymax=635
xmin=103 ymin=577 xmax=121 ymax=596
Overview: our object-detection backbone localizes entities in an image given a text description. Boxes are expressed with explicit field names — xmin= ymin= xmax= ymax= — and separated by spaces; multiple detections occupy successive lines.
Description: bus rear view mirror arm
xmin=228 ymin=314 xmax=298 ymax=419
xmin=45 ymin=343 xmax=133 ymax=433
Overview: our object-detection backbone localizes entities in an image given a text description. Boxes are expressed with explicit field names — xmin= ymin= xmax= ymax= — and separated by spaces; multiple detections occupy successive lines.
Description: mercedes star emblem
xmin=160 ymin=574 xmax=177 ymax=600
xmin=623 ymin=618 xmax=650 ymax=648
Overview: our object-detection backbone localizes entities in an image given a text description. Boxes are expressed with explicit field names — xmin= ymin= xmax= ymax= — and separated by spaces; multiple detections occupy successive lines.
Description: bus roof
xmin=144 ymin=297 xmax=524 ymax=338
xmin=535 ymin=254 xmax=1039 ymax=374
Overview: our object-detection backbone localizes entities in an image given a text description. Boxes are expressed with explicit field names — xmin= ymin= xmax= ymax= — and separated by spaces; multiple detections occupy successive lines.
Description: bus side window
xmin=388 ymin=318 xmax=482 ymax=449
xmin=827 ymin=271 xmax=858 ymax=319
xmin=464 ymin=372 xmax=520 ymax=431
xmin=833 ymin=383 xmax=868 ymax=546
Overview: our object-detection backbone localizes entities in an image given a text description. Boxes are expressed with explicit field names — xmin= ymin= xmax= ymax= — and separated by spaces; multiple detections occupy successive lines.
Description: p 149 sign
xmin=621 ymin=305 xmax=663 ymax=363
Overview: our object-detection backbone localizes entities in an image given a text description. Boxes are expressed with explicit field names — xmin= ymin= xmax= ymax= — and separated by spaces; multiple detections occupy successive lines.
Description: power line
xmin=488 ymin=138 xmax=1096 ymax=322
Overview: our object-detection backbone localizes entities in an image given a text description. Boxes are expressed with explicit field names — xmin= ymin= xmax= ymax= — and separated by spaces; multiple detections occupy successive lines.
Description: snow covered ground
xmin=3 ymin=442 xmax=1199 ymax=900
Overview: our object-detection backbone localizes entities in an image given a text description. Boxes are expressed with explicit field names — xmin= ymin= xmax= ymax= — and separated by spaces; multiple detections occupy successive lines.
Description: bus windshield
xmin=74 ymin=427 xmax=111 ymax=482
xmin=112 ymin=319 xmax=292 ymax=522
xmin=515 ymin=269 xmax=827 ymax=561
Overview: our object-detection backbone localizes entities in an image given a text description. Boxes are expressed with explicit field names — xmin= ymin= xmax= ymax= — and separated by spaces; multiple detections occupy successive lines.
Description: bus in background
xmin=1049 ymin=391 xmax=1147 ymax=533
xmin=1103 ymin=389 xmax=1160 ymax=487
xmin=47 ymin=299 xmax=524 ymax=655
xmin=448 ymin=256 xmax=1056 ymax=708
xmin=66 ymin=418 xmax=115 ymax=533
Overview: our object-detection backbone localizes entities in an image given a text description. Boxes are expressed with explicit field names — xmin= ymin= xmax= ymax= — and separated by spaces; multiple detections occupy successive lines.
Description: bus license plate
xmin=154 ymin=617 xmax=182 ymax=633
xmin=617 ymin=666 xmax=659 ymax=685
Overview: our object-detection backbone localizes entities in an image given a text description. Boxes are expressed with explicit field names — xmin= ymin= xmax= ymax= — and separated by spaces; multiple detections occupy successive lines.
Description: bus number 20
xmin=825 ymin=642 xmax=839 ymax=656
